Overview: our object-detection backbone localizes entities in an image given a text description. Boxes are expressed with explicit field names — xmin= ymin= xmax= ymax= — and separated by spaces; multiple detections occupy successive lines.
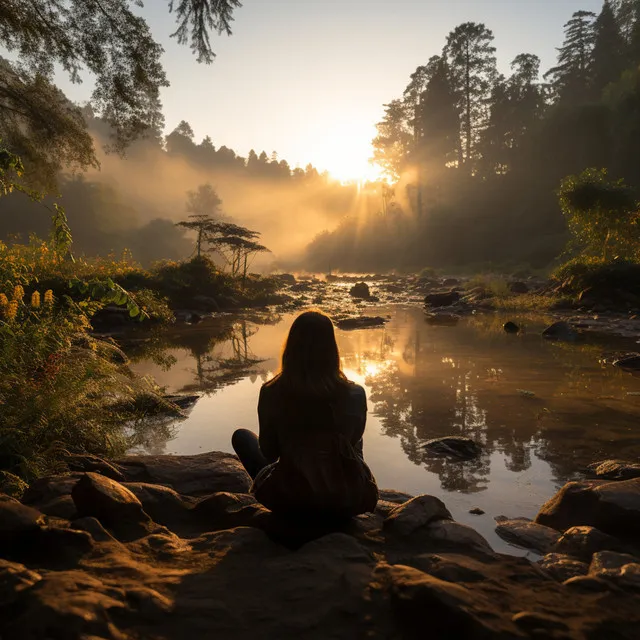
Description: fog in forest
xmin=2 ymin=1 xmax=640 ymax=276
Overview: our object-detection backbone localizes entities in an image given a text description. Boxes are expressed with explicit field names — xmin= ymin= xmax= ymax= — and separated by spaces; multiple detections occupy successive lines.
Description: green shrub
xmin=552 ymin=256 xmax=640 ymax=295
xmin=0 ymin=288 xmax=173 ymax=480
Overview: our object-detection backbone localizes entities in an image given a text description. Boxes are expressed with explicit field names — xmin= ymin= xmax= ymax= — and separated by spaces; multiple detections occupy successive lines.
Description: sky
xmin=61 ymin=0 xmax=606 ymax=181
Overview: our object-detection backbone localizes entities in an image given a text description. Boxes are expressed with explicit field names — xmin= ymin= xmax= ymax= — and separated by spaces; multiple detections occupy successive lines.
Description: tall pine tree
xmin=592 ymin=1 xmax=627 ymax=96
xmin=545 ymin=11 xmax=596 ymax=105
xmin=444 ymin=23 xmax=497 ymax=173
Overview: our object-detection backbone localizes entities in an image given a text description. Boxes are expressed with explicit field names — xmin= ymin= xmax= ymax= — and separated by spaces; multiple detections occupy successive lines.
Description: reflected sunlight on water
xmin=128 ymin=306 xmax=640 ymax=555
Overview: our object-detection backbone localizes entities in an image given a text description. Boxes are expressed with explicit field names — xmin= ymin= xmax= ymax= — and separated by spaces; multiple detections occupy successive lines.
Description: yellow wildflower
xmin=44 ymin=290 xmax=54 ymax=305
xmin=4 ymin=300 xmax=18 ymax=320
xmin=12 ymin=285 xmax=24 ymax=301
xmin=0 ymin=293 xmax=8 ymax=308
xmin=31 ymin=291 xmax=41 ymax=308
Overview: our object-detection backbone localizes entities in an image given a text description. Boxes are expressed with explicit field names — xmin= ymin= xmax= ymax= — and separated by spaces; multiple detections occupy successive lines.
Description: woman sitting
xmin=232 ymin=310 xmax=378 ymax=518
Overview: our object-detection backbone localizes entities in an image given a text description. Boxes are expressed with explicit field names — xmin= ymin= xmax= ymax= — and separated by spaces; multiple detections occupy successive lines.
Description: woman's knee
xmin=232 ymin=428 xmax=257 ymax=451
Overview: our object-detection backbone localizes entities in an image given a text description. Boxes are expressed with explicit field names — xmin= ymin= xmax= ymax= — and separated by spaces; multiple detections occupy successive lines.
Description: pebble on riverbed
xmin=469 ymin=507 xmax=485 ymax=515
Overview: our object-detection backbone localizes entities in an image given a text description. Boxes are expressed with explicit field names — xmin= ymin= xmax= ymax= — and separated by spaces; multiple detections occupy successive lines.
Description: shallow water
xmin=128 ymin=305 xmax=640 ymax=555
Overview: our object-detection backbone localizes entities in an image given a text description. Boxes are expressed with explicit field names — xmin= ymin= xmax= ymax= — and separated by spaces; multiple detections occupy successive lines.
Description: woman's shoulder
xmin=344 ymin=380 xmax=366 ymax=396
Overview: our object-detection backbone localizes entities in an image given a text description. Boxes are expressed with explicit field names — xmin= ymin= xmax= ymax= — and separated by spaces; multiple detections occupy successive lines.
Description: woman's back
xmin=258 ymin=378 xmax=367 ymax=462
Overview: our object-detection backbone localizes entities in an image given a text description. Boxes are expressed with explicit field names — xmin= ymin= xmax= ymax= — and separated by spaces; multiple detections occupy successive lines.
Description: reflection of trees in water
xmin=368 ymin=345 xmax=491 ymax=494
xmin=123 ymin=311 xmax=281 ymax=395
xmin=364 ymin=314 xmax=640 ymax=493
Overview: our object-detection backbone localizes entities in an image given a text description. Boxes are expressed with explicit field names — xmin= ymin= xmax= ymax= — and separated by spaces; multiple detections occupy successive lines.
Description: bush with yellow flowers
xmin=0 ymin=282 xmax=174 ymax=480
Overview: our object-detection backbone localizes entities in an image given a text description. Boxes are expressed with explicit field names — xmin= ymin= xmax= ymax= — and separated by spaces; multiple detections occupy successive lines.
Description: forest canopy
xmin=307 ymin=0 xmax=640 ymax=272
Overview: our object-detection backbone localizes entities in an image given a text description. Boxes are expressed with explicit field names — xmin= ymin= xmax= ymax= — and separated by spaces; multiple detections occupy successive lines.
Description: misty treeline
xmin=306 ymin=0 xmax=640 ymax=273
xmin=0 ymin=109 xmax=372 ymax=265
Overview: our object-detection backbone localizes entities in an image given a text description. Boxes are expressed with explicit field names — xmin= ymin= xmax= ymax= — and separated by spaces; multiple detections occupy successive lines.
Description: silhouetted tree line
xmin=0 ymin=110 xmax=350 ymax=265
xmin=306 ymin=0 xmax=640 ymax=272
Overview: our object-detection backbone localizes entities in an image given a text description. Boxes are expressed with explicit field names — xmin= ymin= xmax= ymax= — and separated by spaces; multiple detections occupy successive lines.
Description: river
xmin=126 ymin=304 xmax=640 ymax=555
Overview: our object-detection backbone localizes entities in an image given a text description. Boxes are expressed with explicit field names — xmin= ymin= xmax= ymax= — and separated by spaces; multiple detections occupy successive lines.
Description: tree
xmin=444 ymin=23 xmax=497 ymax=172
xmin=545 ymin=11 xmax=597 ymax=105
xmin=415 ymin=57 xmax=461 ymax=170
xmin=480 ymin=53 xmax=544 ymax=174
xmin=177 ymin=184 xmax=223 ymax=257
xmin=371 ymin=100 xmax=413 ymax=180
xmin=207 ymin=222 xmax=270 ymax=282
xmin=0 ymin=1 xmax=242 ymax=189
xmin=592 ymin=1 xmax=627 ymax=96
xmin=165 ymin=121 xmax=197 ymax=158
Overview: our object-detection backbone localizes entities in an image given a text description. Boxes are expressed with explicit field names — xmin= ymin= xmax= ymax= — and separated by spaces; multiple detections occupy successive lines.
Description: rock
xmin=273 ymin=273 xmax=296 ymax=285
xmin=588 ymin=460 xmax=640 ymax=481
xmin=193 ymin=492 xmax=264 ymax=529
xmin=442 ymin=278 xmax=460 ymax=287
xmin=71 ymin=472 xmax=152 ymax=539
xmin=590 ymin=551 xmax=640 ymax=574
xmin=70 ymin=517 xmax=117 ymax=543
xmin=552 ymin=526 xmax=625 ymax=561
xmin=563 ymin=575 xmax=616 ymax=592
xmin=424 ymin=291 xmax=460 ymax=307
xmin=164 ymin=394 xmax=200 ymax=411
xmin=512 ymin=611 xmax=568 ymax=633
xmin=542 ymin=320 xmax=577 ymax=341
xmin=349 ymin=282 xmax=371 ymax=299
xmin=0 ymin=497 xmax=45 ymax=545
xmin=425 ymin=520 xmax=493 ymax=554
xmin=509 ymin=282 xmax=530 ymax=294
xmin=378 ymin=489 xmax=414 ymax=504
xmin=614 ymin=353 xmax=640 ymax=370
xmin=123 ymin=482 xmax=194 ymax=528
xmin=383 ymin=564 xmax=505 ymax=638
xmin=469 ymin=507 xmax=485 ymax=515
xmin=64 ymin=454 xmax=125 ymax=481
xmin=539 ymin=553 xmax=589 ymax=582
xmin=494 ymin=518 xmax=560 ymax=553
xmin=384 ymin=495 xmax=452 ymax=537
xmin=535 ymin=478 xmax=640 ymax=539
xmin=421 ymin=436 xmax=483 ymax=459
xmin=22 ymin=477 xmax=78 ymax=520
xmin=425 ymin=312 xmax=460 ymax=326
xmin=0 ymin=559 xmax=42 ymax=607
xmin=114 ymin=451 xmax=251 ymax=496
xmin=336 ymin=316 xmax=386 ymax=330
xmin=503 ymin=321 xmax=520 ymax=334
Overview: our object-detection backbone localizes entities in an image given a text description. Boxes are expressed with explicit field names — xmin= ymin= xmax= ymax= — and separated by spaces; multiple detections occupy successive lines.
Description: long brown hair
xmin=269 ymin=310 xmax=349 ymax=397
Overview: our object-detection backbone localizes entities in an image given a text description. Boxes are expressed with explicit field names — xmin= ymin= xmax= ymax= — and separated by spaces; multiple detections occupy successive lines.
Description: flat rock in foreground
xmin=1 ymin=451 xmax=639 ymax=639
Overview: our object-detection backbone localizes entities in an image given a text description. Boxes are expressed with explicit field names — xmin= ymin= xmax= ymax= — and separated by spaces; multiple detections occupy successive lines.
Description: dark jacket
xmin=251 ymin=378 xmax=378 ymax=516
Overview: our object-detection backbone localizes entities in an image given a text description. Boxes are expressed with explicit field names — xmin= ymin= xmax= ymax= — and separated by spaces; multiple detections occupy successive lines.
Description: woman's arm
xmin=348 ymin=385 xmax=367 ymax=458
xmin=257 ymin=385 xmax=280 ymax=463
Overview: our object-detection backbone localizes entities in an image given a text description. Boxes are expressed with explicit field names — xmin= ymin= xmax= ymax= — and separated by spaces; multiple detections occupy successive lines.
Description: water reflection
xmin=127 ymin=307 xmax=640 ymax=516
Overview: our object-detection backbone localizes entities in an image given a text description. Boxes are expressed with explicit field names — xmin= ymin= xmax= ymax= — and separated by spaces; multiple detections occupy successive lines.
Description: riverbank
xmin=1 ymin=451 xmax=639 ymax=639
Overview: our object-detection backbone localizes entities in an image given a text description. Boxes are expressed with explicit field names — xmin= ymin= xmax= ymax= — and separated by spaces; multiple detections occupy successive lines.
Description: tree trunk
xmin=465 ymin=41 xmax=472 ymax=173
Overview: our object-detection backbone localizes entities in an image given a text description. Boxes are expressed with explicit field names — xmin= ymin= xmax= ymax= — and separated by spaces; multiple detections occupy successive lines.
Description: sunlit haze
xmin=56 ymin=0 xmax=604 ymax=182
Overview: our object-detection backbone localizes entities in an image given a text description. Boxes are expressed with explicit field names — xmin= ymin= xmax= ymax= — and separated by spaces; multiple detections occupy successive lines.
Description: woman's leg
xmin=231 ymin=428 xmax=269 ymax=479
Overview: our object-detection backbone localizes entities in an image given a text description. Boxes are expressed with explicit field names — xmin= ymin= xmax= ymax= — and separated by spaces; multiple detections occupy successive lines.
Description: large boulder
xmin=122 ymin=482 xmax=195 ymax=529
xmin=551 ymin=525 xmax=626 ymax=561
xmin=114 ymin=451 xmax=251 ymax=496
xmin=494 ymin=518 xmax=560 ymax=554
xmin=21 ymin=473 xmax=84 ymax=520
xmin=71 ymin=473 xmax=152 ymax=540
xmin=384 ymin=495 xmax=452 ymax=538
xmin=0 ymin=497 xmax=45 ymax=546
xmin=535 ymin=478 xmax=640 ymax=539
xmin=539 ymin=553 xmax=589 ymax=582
